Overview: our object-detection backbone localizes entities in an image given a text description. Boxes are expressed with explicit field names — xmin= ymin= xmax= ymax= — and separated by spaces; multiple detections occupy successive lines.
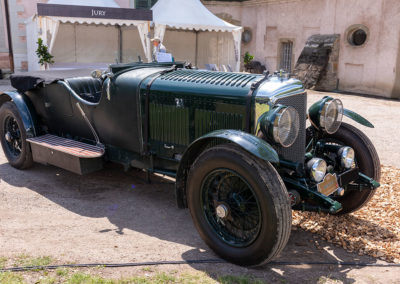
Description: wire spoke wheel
xmin=4 ymin=115 xmax=22 ymax=158
xmin=187 ymin=144 xmax=291 ymax=266
xmin=0 ymin=102 xmax=33 ymax=169
xmin=201 ymin=169 xmax=261 ymax=247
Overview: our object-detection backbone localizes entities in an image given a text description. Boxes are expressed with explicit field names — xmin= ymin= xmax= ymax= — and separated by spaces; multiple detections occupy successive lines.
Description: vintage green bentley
xmin=0 ymin=62 xmax=380 ymax=266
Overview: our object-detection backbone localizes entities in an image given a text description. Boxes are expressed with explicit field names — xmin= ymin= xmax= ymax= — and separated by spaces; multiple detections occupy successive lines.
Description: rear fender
xmin=175 ymin=129 xmax=279 ymax=208
xmin=0 ymin=91 xmax=38 ymax=138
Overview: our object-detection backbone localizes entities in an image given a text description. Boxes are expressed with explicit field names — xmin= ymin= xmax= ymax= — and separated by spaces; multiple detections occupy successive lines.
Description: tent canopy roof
xmin=152 ymin=0 xmax=242 ymax=32
xmin=40 ymin=16 xmax=147 ymax=27
xmin=47 ymin=0 xmax=120 ymax=8
xmin=32 ymin=1 xmax=151 ymax=27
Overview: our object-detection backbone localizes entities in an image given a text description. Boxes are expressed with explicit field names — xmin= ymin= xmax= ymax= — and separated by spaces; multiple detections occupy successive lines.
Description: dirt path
xmin=0 ymin=88 xmax=399 ymax=282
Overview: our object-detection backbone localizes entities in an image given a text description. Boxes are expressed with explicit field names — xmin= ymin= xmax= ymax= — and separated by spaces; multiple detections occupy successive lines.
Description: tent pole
xmin=195 ymin=31 xmax=198 ymax=67
xmin=118 ymin=25 xmax=122 ymax=63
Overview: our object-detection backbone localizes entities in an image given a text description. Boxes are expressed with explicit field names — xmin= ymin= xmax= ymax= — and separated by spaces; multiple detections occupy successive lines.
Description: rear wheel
xmin=187 ymin=144 xmax=291 ymax=266
xmin=0 ymin=101 xmax=33 ymax=169
xmin=322 ymin=123 xmax=381 ymax=214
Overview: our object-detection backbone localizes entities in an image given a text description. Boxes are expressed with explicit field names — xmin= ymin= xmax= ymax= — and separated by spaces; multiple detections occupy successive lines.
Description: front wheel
xmin=322 ymin=122 xmax=381 ymax=215
xmin=0 ymin=101 xmax=33 ymax=169
xmin=187 ymin=144 xmax=291 ymax=266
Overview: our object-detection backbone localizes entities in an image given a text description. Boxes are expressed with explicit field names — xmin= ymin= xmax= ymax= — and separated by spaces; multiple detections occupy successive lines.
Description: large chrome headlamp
xmin=259 ymin=105 xmax=300 ymax=147
xmin=308 ymin=97 xmax=343 ymax=134
xmin=306 ymin=158 xmax=327 ymax=182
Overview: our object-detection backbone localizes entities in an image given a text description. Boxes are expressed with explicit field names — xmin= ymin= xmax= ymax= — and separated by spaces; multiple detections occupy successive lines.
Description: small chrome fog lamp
xmin=338 ymin=146 xmax=355 ymax=169
xmin=308 ymin=97 xmax=343 ymax=134
xmin=307 ymin=158 xmax=327 ymax=182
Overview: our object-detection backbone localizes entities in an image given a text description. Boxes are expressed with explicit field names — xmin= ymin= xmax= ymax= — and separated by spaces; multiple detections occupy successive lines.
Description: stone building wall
xmin=204 ymin=0 xmax=400 ymax=99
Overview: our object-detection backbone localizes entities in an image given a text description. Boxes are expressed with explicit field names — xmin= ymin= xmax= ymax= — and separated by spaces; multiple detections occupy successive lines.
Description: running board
xmin=27 ymin=134 xmax=104 ymax=175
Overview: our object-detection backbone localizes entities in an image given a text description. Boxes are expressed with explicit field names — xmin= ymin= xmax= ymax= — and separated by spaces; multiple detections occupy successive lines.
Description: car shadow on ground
xmin=0 ymin=161 xmax=390 ymax=283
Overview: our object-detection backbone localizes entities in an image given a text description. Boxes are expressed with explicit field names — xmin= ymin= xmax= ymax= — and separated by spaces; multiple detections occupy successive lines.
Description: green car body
xmin=0 ymin=62 xmax=381 ymax=266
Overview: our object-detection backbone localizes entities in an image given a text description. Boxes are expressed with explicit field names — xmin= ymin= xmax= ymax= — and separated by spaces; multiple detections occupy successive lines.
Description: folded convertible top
xmin=10 ymin=69 xmax=96 ymax=92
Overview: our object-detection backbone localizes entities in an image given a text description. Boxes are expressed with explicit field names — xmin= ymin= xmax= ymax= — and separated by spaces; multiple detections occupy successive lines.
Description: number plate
xmin=317 ymin=173 xmax=339 ymax=196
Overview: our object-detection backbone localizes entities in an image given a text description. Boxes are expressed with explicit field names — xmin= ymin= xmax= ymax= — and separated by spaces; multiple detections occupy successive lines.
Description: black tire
xmin=322 ymin=122 xmax=381 ymax=215
xmin=0 ymin=101 xmax=33 ymax=169
xmin=187 ymin=144 xmax=291 ymax=266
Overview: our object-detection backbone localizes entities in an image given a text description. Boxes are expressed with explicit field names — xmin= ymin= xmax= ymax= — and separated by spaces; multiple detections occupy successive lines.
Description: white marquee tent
xmin=152 ymin=0 xmax=243 ymax=71
xmin=26 ymin=0 xmax=152 ymax=71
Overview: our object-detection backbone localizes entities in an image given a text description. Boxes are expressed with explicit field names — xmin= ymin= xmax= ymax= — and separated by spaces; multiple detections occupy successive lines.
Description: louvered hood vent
xmin=159 ymin=70 xmax=259 ymax=88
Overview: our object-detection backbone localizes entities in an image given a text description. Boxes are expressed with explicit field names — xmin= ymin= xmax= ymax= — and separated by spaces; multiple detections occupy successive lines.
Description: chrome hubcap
xmin=5 ymin=132 xmax=12 ymax=143
xmin=216 ymin=204 xmax=229 ymax=219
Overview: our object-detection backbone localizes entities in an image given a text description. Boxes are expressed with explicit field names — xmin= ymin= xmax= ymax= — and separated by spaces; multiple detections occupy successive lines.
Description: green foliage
xmin=243 ymin=52 xmax=254 ymax=65
xmin=36 ymin=38 xmax=54 ymax=66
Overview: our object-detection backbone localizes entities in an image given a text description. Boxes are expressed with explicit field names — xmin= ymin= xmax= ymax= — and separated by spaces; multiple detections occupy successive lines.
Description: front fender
xmin=175 ymin=129 xmax=279 ymax=208
xmin=0 ymin=91 xmax=38 ymax=138
xmin=343 ymin=108 xmax=374 ymax=128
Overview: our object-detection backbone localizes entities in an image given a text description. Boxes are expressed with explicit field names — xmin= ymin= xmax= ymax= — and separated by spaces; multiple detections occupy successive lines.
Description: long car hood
xmin=255 ymin=76 xmax=305 ymax=104
xmin=149 ymin=69 xmax=261 ymax=103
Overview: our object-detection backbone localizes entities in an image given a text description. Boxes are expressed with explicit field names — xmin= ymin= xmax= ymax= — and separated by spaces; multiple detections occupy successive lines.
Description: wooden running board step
xmin=27 ymin=134 xmax=104 ymax=158
xmin=27 ymin=134 xmax=104 ymax=175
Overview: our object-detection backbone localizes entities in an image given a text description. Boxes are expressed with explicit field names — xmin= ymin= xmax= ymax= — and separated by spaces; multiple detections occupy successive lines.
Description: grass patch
xmin=0 ymin=269 xmax=265 ymax=284
xmin=0 ymin=257 xmax=7 ymax=269
xmin=179 ymin=271 xmax=215 ymax=284
xmin=218 ymin=274 xmax=264 ymax=284
xmin=317 ymin=276 xmax=341 ymax=284
xmin=38 ymin=276 xmax=57 ymax=284
xmin=14 ymin=255 xmax=53 ymax=268
xmin=65 ymin=272 xmax=113 ymax=284
xmin=55 ymin=267 xmax=69 ymax=277
xmin=141 ymin=266 xmax=154 ymax=272
xmin=0 ymin=271 xmax=25 ymax=284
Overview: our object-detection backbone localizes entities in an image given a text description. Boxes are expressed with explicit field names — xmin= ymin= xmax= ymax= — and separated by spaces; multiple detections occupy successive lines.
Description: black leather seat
xmin=65 ymin=77 xmax=102 ymax=103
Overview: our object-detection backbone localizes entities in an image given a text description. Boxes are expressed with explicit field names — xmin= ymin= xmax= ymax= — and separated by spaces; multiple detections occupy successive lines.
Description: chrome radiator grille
xmin=274 ymin=92 xmax=307 ymax=164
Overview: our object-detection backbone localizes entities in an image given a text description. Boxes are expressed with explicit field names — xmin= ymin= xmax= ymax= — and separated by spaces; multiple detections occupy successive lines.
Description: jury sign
xmin=92 ymin=9 xmax=106 ymax=17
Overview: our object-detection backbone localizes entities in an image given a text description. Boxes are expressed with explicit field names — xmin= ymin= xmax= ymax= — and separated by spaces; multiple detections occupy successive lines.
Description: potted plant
xmin=36 ymin=38 xmax=54 ymax=70
xmin=243 ymin=51 xmax=254 ymax=68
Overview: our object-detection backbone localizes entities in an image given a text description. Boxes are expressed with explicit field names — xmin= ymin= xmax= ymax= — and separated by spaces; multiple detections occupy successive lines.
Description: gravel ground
xmin=1 ymin=158 xmax=399 ymax=283
xmin=307 ymin=90 xmax=400 ymax=168
xmin=0 ymin=85 xmax=400 ymax=282
xmin=294 ymin=166 xmax=400 ymax=263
